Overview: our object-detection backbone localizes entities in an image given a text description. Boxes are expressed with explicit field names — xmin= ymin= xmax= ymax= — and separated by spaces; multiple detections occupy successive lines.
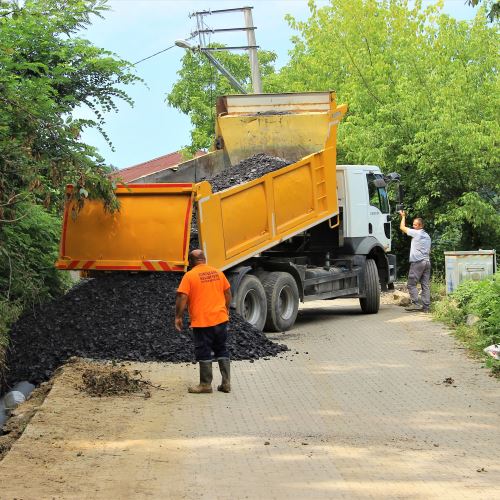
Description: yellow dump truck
xmin=57 ymin=92 xmax=398 ymax=331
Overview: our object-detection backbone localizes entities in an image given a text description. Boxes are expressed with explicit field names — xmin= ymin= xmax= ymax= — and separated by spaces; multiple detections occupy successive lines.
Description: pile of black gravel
xmin=3 ymin=273 xmax=287 ymax=388
xmin=206 ymin=153 xmax=292 ymax=193
xmin=190 ymin=153 xmax=292 ymax=238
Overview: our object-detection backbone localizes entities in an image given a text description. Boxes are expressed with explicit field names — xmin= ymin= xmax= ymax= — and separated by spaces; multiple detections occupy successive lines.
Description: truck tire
xmin=262 ymin=272 xmax=299 ymax=332
xmin=360 ymin=259 xmax=380 ymax=314
xmin=234 ymin=274 xmax=267 ymax=331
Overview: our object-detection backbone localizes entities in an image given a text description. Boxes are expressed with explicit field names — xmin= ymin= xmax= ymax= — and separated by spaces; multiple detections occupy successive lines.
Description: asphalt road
xmin=1 ymin=300 xmax=499 ymax=499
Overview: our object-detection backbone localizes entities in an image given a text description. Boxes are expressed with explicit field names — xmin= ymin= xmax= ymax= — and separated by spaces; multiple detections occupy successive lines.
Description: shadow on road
xmin=295 ymin=303 xmax=364 ymax=325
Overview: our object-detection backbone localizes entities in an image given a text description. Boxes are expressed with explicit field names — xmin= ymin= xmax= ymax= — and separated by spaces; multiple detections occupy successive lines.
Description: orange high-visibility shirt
xmin=177 ymin=264 xmax=230 ymax=327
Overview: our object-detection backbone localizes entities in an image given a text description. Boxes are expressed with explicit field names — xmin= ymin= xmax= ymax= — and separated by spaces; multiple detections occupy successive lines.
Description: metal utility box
xmin=444 ymin=250 xmax=497 ymax=293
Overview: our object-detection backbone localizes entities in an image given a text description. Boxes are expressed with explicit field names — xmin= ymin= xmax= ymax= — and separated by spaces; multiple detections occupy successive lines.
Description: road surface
xmin=1 ymin=300 xmax=499 ymax=499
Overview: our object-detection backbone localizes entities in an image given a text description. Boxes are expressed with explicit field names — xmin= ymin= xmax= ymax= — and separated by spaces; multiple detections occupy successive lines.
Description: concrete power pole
xmin=243 ymin=7 xmax=262 ymax=93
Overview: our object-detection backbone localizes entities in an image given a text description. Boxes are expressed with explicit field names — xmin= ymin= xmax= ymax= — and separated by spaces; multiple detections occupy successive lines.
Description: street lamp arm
xmin=175 ymin=39 xmax=247 ymax=94
xmin=200 ymin=49 xmax=247 ymax=94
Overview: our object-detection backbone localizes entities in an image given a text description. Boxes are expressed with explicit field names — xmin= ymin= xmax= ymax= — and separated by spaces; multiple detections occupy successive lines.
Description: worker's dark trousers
xmin=192 ymin=322 xmax=229 ymax=362
xmin=407 ymin=260 xmax=431 ymax=309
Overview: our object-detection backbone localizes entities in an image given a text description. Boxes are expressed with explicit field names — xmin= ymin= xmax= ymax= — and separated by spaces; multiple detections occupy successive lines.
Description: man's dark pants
xmin=407 ymin=260 xmax=431 ymax=310
xmin=192 ymin=322 xmax=229 ymax=362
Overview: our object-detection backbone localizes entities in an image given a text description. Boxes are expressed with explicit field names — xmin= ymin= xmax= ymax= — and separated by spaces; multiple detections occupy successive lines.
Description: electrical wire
xmin=132 ymin=34 xmax=197 ymax=66
xmin=133 ymin=45 xmax=175 ymax=65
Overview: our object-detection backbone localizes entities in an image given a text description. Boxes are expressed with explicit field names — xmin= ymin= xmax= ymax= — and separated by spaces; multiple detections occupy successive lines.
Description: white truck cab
xmin=336 ymin=165 xmax=397 ymax=289
xmin=337 ymin=165 xmax=391 ymax=249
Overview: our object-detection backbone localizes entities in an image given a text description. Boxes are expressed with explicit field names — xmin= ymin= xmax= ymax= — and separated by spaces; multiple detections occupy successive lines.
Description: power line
xmin=132 ymin=34 xmax=197 ymax=66
xmin=133 ymin=44 xmax=175 ymax=65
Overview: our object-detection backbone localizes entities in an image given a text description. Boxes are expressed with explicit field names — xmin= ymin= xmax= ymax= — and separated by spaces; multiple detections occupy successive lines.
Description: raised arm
xmin=399 ymin=210 xmax=408 ymax=234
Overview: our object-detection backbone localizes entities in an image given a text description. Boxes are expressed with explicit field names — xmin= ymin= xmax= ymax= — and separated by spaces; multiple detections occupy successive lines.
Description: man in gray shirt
xmin=399 ymin=211 xmax=431 ymax=312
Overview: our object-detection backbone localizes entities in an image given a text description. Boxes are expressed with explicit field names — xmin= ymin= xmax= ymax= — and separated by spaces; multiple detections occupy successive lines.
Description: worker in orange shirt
xmin=175 ymin=249 xmax=232 ymax=394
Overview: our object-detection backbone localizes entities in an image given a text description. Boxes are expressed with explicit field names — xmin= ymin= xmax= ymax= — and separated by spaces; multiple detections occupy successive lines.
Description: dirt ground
xmin=1 ymin=298 xmax=499 ymax=499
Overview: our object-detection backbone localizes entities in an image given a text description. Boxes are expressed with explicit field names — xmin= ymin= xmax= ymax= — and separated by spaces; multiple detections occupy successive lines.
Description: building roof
xmin=111 ymin=150 xmax=205 ymax=183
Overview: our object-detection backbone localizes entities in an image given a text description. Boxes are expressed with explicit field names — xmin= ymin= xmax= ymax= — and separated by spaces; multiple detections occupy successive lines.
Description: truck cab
xmin=336 ymin=165 xmax=397 ymax=286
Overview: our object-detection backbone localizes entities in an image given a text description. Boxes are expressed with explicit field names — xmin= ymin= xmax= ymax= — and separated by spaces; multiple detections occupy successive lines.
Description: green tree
xmin=167 ymin=47 xmax=278 ymax=155
xmin=466 ymin=0 xmax=500 ymax=21
xmin=271 ymin=0 xmax=499 ymax=270
xmin=0 ymin=0 xmax=140 ymax=221
xmin=0 ymin=0 xmax=139 ymax=337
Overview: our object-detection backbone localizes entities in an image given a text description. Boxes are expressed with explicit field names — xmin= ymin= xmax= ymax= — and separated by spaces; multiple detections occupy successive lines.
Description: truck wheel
xmin=234 ymin=274 xmax=267 ymax=331
xmin=262 ymin=272 xmax=299 ymax=332
xmin=360 ymin=259 xmax=380 ymax=314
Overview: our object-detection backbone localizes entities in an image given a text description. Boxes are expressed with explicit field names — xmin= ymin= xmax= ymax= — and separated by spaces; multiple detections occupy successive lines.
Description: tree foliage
xmin=270 ymin=0 xmax=499 ymax=268
xmin=466 ymin=0 xmax=500 ymax=21
xmin=167 ymin=47 xmax=278 ymax=155
xmin=168 ymin=3 xmax=499 ymax=270
xmin=0 ymin=0 xmax=140 ymax=222
xmin=0 ymin=0 xmax=139 ymax=334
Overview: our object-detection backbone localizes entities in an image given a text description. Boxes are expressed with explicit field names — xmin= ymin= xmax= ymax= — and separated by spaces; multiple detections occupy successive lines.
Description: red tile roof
xmin=111 ymin=150 xmax=205 ymax=183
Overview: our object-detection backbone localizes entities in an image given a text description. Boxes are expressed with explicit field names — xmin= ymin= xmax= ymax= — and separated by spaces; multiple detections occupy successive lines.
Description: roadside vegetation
xmin=433 ymin=273 xmax=500 ymax=377
xmin=0 ymin=0 xmax=139 ymax=364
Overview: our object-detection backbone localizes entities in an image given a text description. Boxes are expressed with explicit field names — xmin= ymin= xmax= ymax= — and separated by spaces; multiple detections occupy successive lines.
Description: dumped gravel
xmin=3 ymin=154 xmax=293 ymax=389
xmin=191 ymin=153 xmax=292 ymax=236
xmin=206 ymin=153 xmax=292 ymax=193
xmin=3 ymin=273 xmax=287 ymax=388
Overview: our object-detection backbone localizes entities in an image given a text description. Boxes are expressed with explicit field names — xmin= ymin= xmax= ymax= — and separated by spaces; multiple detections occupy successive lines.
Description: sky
xmin=80 ymin=0 xmax=479 ymax=170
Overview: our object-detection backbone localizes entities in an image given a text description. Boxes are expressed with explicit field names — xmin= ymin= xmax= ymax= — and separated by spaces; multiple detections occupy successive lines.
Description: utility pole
xmin=243 ymin=7 xmax=262 ymax=93
xmin=189 ymin=6 xmax=263 ymax=94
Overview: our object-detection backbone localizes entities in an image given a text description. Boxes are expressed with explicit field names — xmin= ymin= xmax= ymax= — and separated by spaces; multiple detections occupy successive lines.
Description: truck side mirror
xmin=384 ymin=172 xmax=401 ymax=182
xmin=373 ymin=178 xmax=387 ymax=188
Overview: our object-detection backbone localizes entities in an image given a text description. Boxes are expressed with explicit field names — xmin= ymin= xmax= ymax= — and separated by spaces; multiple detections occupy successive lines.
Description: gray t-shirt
xmin=407 ymin=228 xmax=431 ymax=263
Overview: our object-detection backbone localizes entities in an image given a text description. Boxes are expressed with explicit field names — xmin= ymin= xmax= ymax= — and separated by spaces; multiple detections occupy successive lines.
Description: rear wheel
xmin=360 ymin=259 xmax=380 ymax=314
xmin=262 ymin=272 xmax=299 ymax=332
xmin=234 ymin=274 xmax=267 ymax=331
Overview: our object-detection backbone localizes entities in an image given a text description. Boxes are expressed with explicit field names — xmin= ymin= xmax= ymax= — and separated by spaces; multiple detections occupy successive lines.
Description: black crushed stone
xmin=205 ymin=153 xmax=292 ymax=193
xmin=3 ymin=154 xmax=294 ymax=389
xmin=3 ymin=273 xmax=287 ymax=388
xmin=255 ymin=111 xmax=291 ymax=116
xmin=190 ymin=153 xmax=292 ymax=236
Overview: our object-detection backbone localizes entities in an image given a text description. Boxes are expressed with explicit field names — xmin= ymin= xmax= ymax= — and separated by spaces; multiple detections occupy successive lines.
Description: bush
xmin=430 ymin=274 xmax=446 ymax=306
xmin=0 ymin=299 xmax=22 ymax=373
xmin=452 ymin=273 xmax=500 ymax=345
xmin=434 ymin=273 xmax=500 ymax=375
xmin=0 ymin=203 xmax=72 ymax=374
xmin=0 ymin=203 xmax=72 ymax=308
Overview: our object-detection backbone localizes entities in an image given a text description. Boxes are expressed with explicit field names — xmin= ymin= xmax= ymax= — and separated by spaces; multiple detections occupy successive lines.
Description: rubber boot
xmin=188 ymin=361 xmax=213 ymax=394
xmin=217 ymin=358 xmax=231 ymax=393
